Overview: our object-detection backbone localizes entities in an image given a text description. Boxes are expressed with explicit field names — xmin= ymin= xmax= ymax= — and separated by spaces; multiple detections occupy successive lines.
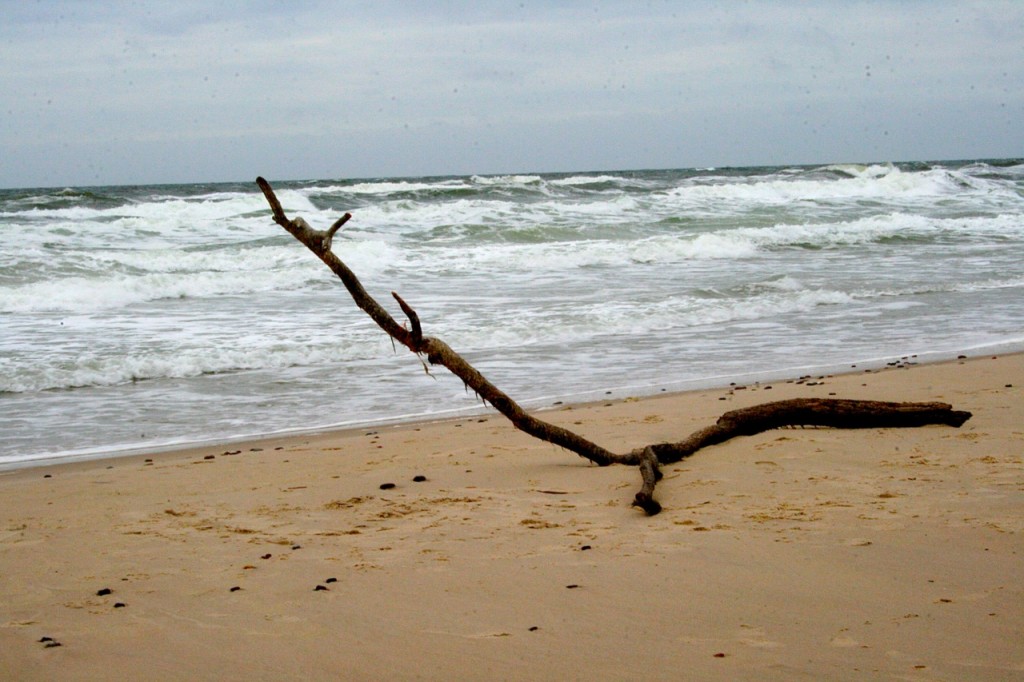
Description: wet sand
xmin=1 ymin=354 xmax=1022 ymax=680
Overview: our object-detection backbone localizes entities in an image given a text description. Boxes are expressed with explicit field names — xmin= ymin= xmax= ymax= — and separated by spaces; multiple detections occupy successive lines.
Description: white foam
xmin=306 ymin=180 xmax=473 ymax=195
xmin=660 ymin=165 xmax=1001 ymax=208
xmin=0 ymin=237 xmax=399 ymax=313
xmin=471 ymin=174 xmax=544 ymax=185
xmin=0 ymin=341 xmax=373 ymax=393
xmin=549 ymin=174 xmax=633 ymax=187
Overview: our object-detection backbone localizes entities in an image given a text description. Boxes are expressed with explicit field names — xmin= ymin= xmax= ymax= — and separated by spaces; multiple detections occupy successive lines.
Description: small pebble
xmin=413 ymin=475 xmax=427 ymax=483
xmin=260 ymin=553 xmax=272 ymax=560
xmin=96 ymin=588 xmax=112 ymax=596
xmin=314 ymin=585 xmax=329 ymax=592
xmin=580 ymin=545 xmax=592 ymax=551
xmin=325 ymin=577 xmax=338 ymax=584
xmin=230 ymin=586 xmax=241 ymax=592
xmin=44 ymin=640 xmax=62 ymax=648
xmin=203 ymin=455 xmax=215 ymax=460
xmin=43 ymin=474 xmax=51 ymax=478
xmin=714 ymin=652 xmax=726 ymax=658
xmin=114 ymin=602 xmax=126 ymax=608
xmin=291 ymin=545 xmax=302 ymax=550
xmin=379 ymin=482 xmax=396 ymax=490
xmin=566 ymin=584 xmax=580 ymax=589
xmin=528 ymin=626 xmax=539 ymax=631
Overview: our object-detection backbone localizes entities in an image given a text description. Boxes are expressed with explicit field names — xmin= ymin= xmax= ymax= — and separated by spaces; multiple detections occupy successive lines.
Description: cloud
xmin=1 ymin=1 xmax=1021 ymax=188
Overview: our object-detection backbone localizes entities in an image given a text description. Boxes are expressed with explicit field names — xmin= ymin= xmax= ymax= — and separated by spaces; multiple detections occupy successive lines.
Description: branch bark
xmin=255 ymin=177 xmax=973 ymax=515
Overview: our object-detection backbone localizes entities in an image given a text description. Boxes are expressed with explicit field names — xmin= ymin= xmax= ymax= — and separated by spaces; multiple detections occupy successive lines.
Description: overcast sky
xmin=2 ymin=1 xmax=1021 ymax=188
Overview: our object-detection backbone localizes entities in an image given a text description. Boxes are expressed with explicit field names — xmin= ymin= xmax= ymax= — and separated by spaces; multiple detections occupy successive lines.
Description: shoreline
xmin=5 ymin=344 xmax=1021 ymax=473
xmin=2 ymin=351 xmax=1021 ymax=680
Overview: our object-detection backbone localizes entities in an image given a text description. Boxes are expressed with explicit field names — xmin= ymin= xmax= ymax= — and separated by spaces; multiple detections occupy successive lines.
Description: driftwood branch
xmin=256 ymin=177 xmax=973 ymax=515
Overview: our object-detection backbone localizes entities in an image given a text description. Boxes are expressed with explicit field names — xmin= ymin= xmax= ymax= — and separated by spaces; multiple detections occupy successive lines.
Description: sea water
xmin=2 ymin=161 xmax=1023 ymax=466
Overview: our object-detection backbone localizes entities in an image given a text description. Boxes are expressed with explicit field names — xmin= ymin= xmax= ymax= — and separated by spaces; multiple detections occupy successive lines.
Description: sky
xmin=1 ymin=1 xmax=1021 ymax=189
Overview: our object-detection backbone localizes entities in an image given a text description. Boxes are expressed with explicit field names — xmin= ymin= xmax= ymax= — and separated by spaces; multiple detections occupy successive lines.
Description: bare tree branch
xmin=256 ymin=177 xmax=973 ymax=515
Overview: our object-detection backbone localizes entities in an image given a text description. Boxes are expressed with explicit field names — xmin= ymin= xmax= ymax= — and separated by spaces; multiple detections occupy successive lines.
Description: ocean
xmin=2 ymin=161 xmax=1023 ymax=467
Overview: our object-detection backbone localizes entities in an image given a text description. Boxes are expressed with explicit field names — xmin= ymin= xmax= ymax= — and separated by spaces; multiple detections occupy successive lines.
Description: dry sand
xmin=1 ymin=354 xmax=1022 ymax=680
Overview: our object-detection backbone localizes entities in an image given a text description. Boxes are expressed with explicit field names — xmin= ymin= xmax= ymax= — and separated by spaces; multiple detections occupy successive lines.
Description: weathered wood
xmin=256 ymin=177 xmax=973 ymax=515
xmin=628 ymin=398 xmax=972 ymax=510
xmin=635 ymin=398 xmax=973 ymax=465
xmin=256 ymin=177 xmax=617 ymax=467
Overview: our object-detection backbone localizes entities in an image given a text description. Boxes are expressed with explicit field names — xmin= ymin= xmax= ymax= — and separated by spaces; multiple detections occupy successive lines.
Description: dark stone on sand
xmin=1006 ymin=384 xmax=1014 ymax=388
xmin=291 ymin=545 xmax=302 ymax=550
xmin=250 ymin=448 xmax=263 ymax=452
xmin=529 ymin=626 xmax=539 ymax=631
xmin=714 ymin=652 xmax=726 ymax=658
xmin=39 ymin=636 xmax=55 ymax=643
xmin=43 ymin=474 xmax=51 ymax=478
xmin=204 ymin=455 xmax=215 ymax=460
xmin=96 ymin=588 xmax=112 ymax=596
xmin=413 ymin=475 xmax=427 ymax=482
xmin=314 ymin=585 xmax=329 ymax=591
xmin=114 ymin=602 xmax=126 ymax=608
xmin=379 ymin=482 xmax=396 ymax=490
xmin=260 ymin=553 xmax=272 ymax=560
xmin=325 ymin=577 xmax=338 ymax=584
xmin=230 ymin=586 xmax=241 ymax=592
xmin=44 ymin=640 xmax=62 ymax=648
xmin=958 ymin=355 xmax=967 ymax=359
xmin=566 ymin=584 xmax=580 ymax=589
xmin=580 ymin=545 xmax=592 ymax=551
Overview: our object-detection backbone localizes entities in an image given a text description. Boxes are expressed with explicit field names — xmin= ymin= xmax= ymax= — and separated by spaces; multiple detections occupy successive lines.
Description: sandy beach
xmin=1 ymin=354 xmax=1021 ymax=680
